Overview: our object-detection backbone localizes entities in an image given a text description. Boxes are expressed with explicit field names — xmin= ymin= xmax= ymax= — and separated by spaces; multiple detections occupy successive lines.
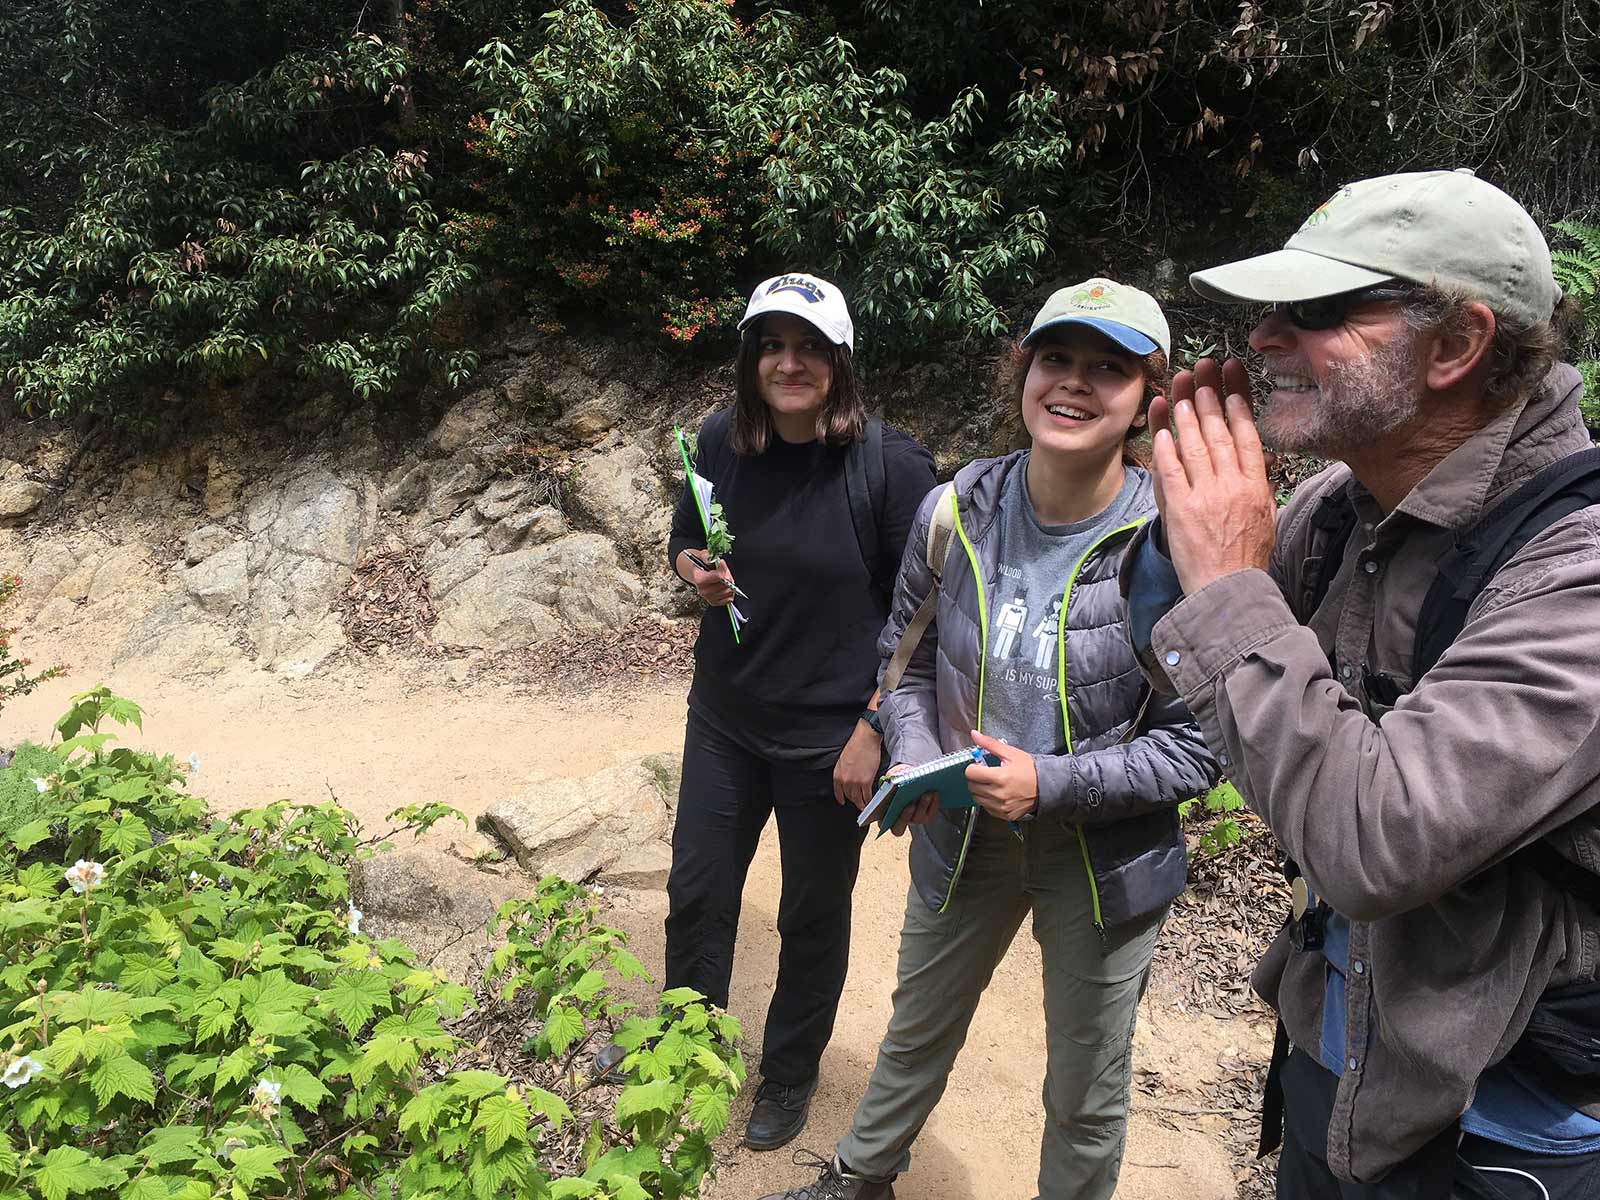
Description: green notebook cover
xmin=858 ymin=746 xmax=1000 ymax=837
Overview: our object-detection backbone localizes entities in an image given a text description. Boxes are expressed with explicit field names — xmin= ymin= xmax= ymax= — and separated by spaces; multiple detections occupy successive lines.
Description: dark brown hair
xmin=730 ymin=316 xmax=867 ymax=455
xmin=997 ymin=335 xmax=1172 ymax=466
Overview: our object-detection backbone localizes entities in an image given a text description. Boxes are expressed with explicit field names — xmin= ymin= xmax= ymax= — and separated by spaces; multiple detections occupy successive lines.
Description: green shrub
xmin=0 ymin=743 xmax=61 ymax=834
xmin=465 ymin=0 xmax=1079 ymax=347
xmin=0 ymin=33 xmax=478 ymax=421
xmin=1 ymin=687 xmax=741 ymax=1200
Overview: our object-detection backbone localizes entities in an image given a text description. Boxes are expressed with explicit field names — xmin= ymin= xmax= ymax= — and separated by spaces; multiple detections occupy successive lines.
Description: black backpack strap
xmin=845 ymin=417 xmax=890 ymax=606
xmin=1415 ymin=446 xmax=1600 ymax=677
xmin=1299 ymin=490 xmax=1362 ymax=623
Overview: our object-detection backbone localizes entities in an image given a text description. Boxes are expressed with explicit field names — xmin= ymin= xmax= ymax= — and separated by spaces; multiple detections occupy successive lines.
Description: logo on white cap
xmin=738 ymin=272 xmax=855 ymax=351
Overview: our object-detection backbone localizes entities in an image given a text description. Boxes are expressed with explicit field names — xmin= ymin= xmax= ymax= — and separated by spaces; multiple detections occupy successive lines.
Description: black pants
xmin=1277 ymin=1049 xmax=1600 ymax=1199
xmin=664 ymin=709 xmax=866 ymax=1086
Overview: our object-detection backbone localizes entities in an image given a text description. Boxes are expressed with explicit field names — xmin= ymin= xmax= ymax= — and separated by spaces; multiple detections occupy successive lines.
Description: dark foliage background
xmin=2 ymin=0 xmax=1596 ymax=422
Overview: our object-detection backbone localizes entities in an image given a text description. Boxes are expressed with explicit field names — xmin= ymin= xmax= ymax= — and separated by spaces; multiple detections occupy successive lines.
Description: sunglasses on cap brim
xmin=1273 ymin=283 xmax=1415 ymax=331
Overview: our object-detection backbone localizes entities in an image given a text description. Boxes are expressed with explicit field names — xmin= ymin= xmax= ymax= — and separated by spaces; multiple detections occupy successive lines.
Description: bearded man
xmin=1123 ymin=170 xmax=1600 ymax=1197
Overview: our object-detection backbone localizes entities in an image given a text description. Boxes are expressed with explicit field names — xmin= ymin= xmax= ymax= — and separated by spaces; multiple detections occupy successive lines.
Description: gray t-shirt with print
xmin=982 ymin=460 xmax=1142 ymax=758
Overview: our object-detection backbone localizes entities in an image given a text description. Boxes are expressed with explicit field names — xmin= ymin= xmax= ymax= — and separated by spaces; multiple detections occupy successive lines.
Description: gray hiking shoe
xmin=756 ymin=1151 xmax=894 ymax=1200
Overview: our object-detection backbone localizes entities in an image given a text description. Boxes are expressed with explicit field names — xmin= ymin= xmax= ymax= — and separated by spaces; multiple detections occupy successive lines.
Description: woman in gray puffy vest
xmin=761 ymin=279 xmax=1219 ymax=1200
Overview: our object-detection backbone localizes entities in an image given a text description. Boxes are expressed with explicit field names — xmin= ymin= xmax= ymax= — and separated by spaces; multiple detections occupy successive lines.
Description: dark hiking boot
xmin=756 ymin=1151 xmax=895 ymax=1199
xmin=743 ymin=1076 xmax=819 ymax=1151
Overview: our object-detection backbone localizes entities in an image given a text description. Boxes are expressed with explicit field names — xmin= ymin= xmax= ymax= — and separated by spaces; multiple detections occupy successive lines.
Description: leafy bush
xmin=1 ymin=687 xmax=741 ymax=1200
xmin=0 ymin=744 xmax=62 ymax=835
xmin=0 ymin=26 xmax=478 ymax=421
xmin=465 ymin=0 xmax=1079 ymax=346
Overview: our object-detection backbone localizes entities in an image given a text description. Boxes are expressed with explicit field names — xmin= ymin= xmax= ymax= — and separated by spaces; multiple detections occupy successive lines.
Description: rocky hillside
xmin=0 ymin=326 xmax=997 ymax=679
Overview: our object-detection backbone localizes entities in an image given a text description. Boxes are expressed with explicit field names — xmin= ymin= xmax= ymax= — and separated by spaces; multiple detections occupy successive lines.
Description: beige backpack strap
xmin=882 ymin=484 xmax=957 ymax=693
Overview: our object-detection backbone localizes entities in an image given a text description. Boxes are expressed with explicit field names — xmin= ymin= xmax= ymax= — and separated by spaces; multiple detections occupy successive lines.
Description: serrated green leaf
xmin=227 ymin=1146 xmax=290 ymax=1187
xmin=273 ymin=1063 xmax=330 ymax=1110
xmin=687 ymin=1082 xmax=730 ymax=1138
xmin=448 ymin=1070 xmax=510 ymax=1101
xmin=8 ymin=819 xmax=51 ymax=852
xmin=613 ymin=1077 xmax=682 ymax=1121
xmin=137 ymin=1126 xmax=206 ymax=1167
xmin=568 ymin=969 xmax=605 ymax=1002
xmin=119 ymin=954 xmax=176 ymax=997
xmin=399 ymin=1085 xmax=449 ymax=1138
xmin=322 ymin=970 xmax=390 ymax=1035
xmin=542 ymin=1005 xmax=583 ymax=1054
xmin=472 ymin=1092 xmax=530 ymax=1154
xmin=35 ymin=1147 xmax=126 ymax=1200
xmin=122 ymin=1176 xmax=170 ymax=1200
xmin=90 ymin=1051 xmax=156 ymax=1105
xmin=214 ymin=1047 xmax=255 ymax=1092
xmin=524 ymin=1085 xmax=572 ymax=1129
xmin=57 ymin=988 xmax=134 ymax=1024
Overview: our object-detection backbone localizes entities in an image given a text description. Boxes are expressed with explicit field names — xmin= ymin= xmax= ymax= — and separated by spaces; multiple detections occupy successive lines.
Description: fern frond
xmin=1553 ymin=219 xmax=1600 ymax=265
xmin=1553 ymin=249 xmax=1599 ymax=301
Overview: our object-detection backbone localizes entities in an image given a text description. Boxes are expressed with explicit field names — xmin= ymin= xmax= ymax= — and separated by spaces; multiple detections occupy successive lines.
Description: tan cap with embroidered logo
xmin=1190 ymin=169 xmax=1559 ymax=328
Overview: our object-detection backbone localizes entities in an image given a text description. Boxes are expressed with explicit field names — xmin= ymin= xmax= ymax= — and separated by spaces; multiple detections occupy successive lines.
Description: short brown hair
xmin=997 ymin=338 xmax=1171 ymax=466
xmin=1398 ymin=284 xmax=1565 ymax=411
xmin=730 ymin=318 xmax=866 ymax=455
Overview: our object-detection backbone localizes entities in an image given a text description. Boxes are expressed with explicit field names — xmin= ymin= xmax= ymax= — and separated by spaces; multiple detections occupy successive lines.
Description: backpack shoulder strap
xmin=925 ymin=481 xmax=957 ymax=580
xmin=845 ymin=417 xmax=889 ymax=603
xmin=882 ymin=483 xmax=957 ymax=694
xmin=1411 ymin=448 xmax=1600 ymax=906
xmin=1299 ymin=490 xmax=1362 ymax=623
xmin=1414 ymin=446 xmax=1600 ymax=677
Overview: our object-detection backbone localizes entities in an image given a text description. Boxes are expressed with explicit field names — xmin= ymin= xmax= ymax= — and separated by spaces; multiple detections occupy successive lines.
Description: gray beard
xmin=1259 ymin=335 xmax=1424 ymax=457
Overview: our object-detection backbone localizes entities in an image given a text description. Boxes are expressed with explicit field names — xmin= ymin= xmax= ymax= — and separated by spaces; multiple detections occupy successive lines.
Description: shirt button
xmin=1164 ymin=650 xmax=1181 ymax=667
xmin=1340 ymin=665 xmax=1354 ymax=680
xmin=1219 ymin=752 xmax=1231 ymax=768
xmin=1352 ymin=959 xmax=1365 ymax=975
xmin=1348 ymin=1056 xmax=1359 ymax=1072
xmin=1363 ymin=560 xmax=1378 ymax=574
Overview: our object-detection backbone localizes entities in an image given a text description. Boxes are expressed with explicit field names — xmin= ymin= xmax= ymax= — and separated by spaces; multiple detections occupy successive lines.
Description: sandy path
xmin=2 ymin=656 xmax=1254 ymax=1200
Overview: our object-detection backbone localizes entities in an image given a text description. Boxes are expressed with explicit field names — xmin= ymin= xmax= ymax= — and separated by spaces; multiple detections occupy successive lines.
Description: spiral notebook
xmin=857 ymin=746 xmax=1000 ymax=836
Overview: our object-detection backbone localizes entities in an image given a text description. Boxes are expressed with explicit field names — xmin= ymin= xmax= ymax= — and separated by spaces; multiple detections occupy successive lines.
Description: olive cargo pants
xmin=837 ymin=814 xmax=1163 ymax=1200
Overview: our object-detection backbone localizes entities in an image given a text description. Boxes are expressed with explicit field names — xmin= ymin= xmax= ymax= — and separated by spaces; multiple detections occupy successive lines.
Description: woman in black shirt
xmin=666 ymin=272 xmax=935 ymax=1151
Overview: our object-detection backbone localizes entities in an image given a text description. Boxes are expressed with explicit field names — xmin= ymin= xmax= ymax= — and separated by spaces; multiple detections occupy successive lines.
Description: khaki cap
xmin=1190 ymin=169 xmax=1559 ymax=328
xmin=1023 ymin=277 xmax=1171 ymax=357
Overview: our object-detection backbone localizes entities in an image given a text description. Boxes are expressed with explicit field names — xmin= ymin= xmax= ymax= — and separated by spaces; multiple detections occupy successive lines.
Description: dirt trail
xmin=2 ymin=652 xmax=1261 ymax=1200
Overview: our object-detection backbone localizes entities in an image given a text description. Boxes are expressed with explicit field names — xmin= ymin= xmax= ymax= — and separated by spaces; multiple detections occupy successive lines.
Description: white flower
xmin=218 ymin=1136 xmax=247 ymax=1161
xmin=63 ymin=860 xmax=105 ymax=895
xmin=187 ymin=753 xmax=201 ymax=777
xmin=251 ymin=1077 xmax=282 ymax=1115
xmin=2 ymin=1054 xmax=43 ymax=1090
xmin=344 ymin=904 xmax=362 ymax=936
xmin=32 ymin=777 xmax=48 ymax=794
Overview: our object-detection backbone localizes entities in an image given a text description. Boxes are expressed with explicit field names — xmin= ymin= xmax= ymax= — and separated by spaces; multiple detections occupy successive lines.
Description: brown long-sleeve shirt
xmin=1146 ymin=364 xmax=1600 ymax=1182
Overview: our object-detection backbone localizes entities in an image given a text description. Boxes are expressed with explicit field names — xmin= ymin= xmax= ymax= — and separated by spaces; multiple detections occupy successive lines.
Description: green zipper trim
xmin=938 ymin=488 xmax=987 ymax=915
xmin=1057 ymin=517 xmax=1147 ymax=933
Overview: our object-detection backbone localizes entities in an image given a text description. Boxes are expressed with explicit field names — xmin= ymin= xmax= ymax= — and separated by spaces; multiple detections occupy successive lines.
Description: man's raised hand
xmin=1149 ymin=357 xmax=1276 ymax=595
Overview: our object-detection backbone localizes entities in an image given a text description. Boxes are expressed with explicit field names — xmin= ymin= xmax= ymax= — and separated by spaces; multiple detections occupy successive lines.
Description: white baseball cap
xmin=1022 ymin=278 xmax=1171 ymax=357
xmin=738 ymin=272 xmax=855 ymax=351
xmin=1190 ymin=169 xmax=1559 ymax=328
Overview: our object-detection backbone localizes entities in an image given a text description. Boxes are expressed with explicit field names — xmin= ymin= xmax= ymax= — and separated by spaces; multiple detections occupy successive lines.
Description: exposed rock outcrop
xmin=478 ymin=754 xmax=679 ymax=888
